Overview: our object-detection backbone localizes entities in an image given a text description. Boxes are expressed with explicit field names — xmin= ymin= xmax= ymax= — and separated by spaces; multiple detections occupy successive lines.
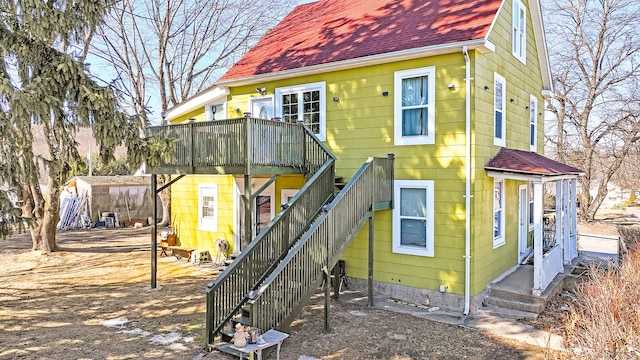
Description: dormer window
xmin=512 ymin=0 xmax=527 ymax=64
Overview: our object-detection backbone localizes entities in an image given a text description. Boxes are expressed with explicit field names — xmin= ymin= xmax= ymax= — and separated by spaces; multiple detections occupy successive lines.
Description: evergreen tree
xmin=0 ymin=0 xmax=168 ymax=251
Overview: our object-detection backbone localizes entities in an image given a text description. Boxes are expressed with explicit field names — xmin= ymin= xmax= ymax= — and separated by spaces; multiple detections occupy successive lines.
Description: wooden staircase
xmin=144 ymin=119 xmax=394 ymax=355
xmin=207 ymin=156 xmax=394 ymax=355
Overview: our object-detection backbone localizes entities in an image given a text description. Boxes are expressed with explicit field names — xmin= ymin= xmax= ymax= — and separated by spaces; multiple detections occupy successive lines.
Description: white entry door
xmin=250 ymin=96 xmax=274 ymax=120
xmin=518 ymin=185 xmax=529 ymax=262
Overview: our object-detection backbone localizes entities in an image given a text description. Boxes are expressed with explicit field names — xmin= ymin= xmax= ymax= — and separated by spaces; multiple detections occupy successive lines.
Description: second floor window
xmin=494 ymin=73 xmax=506 ymax=147
xmin=394 ymin=67 xmax=435 ymax=145
xmin=275 ymin=82 xmax=326 ymax=141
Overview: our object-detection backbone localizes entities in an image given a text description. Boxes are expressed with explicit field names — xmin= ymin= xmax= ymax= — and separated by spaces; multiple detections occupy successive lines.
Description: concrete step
xmin=488 ymin=287 xmax=546 ymax=305
xmin=477 ymin=305 xmax=539 ymax=320
xmin=484 ymin=295 xmax=545 ymax=314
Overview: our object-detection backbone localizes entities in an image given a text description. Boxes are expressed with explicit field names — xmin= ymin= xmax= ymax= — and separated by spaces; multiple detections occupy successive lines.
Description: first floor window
xmin=393 ymin=180 xmax=434 ymax=257
xmin=493 ymin=179 xmax=505 ymax=248
xmin=394 ymin=67 xmax=436 ymax=145
xmin=275 ymin=82 xmax=326 ymax=141
xmin=529 ymin=95 xmax=538 ymax=151
xmin=199 ymin=184 xmax=218 ymax=231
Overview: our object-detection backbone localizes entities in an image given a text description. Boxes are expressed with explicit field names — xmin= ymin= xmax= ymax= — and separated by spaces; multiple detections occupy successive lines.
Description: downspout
xmin=463 ymin=46 xmax=472 ymax=315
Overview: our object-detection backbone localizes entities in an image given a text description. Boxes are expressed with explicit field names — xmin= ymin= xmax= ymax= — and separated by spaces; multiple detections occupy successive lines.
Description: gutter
xmin=463 ymin=46 xmax=472 ymax=315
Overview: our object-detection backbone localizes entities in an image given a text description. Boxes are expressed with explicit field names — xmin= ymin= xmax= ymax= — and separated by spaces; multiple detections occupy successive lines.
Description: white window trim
xmin=494 ymin=73 xmax=506 ymax=147
xmin=529 ymin=94 xmax=538 ymax=151
xmin=275 ymin=81 xmax=326 ymax=141
xmin=493 ymin=179 xmax=505 ymax=248
xmin=512 ymin=0 xmax=527 ymax=64
xmin=205 ymin=102 xmax=227 ymax=121
xmin=248 ymin=95 xmax=275 ymax=120
xmin=281 ymin=189 xmax=299 ymax=207
xmin=394 ymin=66 xmax=436 ymax=146
xmin=198 ymin=184 xmax=218 ymax=232
xmin=392 ymin=180 xmax=435 ymax=257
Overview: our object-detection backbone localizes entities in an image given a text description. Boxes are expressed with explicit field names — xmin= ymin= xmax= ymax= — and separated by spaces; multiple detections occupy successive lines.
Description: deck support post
xmin=244 ymin=174 xmax=252 ymax=249
xmin=323 ymin=266 xmax=331 ymax=333
xmin=151 ymin=174 xmax=157 ymax=289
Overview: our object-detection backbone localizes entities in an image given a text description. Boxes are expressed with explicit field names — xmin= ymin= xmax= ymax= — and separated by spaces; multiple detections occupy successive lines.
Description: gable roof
xmin=485 ymin=148 xmax=583 ymax=178
xmin=219 ymin=0 xmax=502 ymax=84
xmin=162 ymin=86 xmax=229 ymax=124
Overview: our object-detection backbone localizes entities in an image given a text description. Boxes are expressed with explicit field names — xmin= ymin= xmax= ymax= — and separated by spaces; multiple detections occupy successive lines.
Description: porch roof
xmin=485 ymin=148 xmax=584 ymax=180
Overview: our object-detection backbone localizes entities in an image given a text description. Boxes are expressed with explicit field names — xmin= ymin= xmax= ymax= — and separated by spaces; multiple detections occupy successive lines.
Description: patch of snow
xmin=100 ymin=317 xmax=129 ymax=328
xmin=149 ymin=330 xmax=183 ymax=345
xmin=348 ymin=310 xmax=367 ymax=317
xmin=182 ymin=336 xmax=194 ymax=343
xmin=298 ymin=356 xmax=319 ymax=360
xmin=168 ymin=342 xmax=187 ymax=350
xmin=118 ymin=328 xmax=151 ymax=337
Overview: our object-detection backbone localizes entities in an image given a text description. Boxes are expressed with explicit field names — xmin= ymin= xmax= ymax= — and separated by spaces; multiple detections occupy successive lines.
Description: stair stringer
xmin=246 ymin=156 xmax=394 ymax=333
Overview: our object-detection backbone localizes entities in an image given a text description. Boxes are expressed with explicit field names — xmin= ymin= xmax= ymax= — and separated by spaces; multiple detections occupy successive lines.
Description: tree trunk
xmin=38 ymin=176 xmax=62 ymax=253
xmin=157 ymin=174 xmax=171 ymax=226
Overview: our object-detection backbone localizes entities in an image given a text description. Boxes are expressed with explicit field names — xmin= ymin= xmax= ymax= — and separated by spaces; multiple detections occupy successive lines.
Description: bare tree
xmin=544 ymin=0 xmax=640 ymax=221
xmin=89 ymin=0 xmax=296 ymax=226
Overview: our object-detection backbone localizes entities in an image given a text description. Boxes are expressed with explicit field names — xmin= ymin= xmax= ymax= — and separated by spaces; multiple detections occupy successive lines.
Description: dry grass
xmin=564 ymin=239 xmax=640 ymax=359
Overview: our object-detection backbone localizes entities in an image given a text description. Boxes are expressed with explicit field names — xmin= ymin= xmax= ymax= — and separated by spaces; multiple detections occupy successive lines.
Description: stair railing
xmin=247 ymin=155 xmax=394 ymax=332
xmin=204 ymin=125 xmax=336 ymax=345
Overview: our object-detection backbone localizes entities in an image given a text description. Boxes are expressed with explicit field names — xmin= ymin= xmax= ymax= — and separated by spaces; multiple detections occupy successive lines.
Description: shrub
xmin=564 ymin=239 xmax=640 ymax=359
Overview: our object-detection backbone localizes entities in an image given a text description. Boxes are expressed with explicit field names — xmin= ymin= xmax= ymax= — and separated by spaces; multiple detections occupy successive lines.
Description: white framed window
xmin=198 ymin=184 xmax=218 ymax=232
xmin=281 ymin=189 xmax=299 ymax=207
xmin=394 ymin=67 xmax=436 ymax=146
xmin=494 ymin=73 xmax=506 ymax=147
xmin=205 ymin=103 xmax=226 ymax=121
xmin=512 ymin=0 xmax=527 ymax=64
xmin=529 ymin=94 xmax=538 ymax=151
xmin=275 ymin=82 xmax=326 ymax=141
xmin=392 ymin=180 xmax=435 ymax=257
xmin=528 ymin=182 xmax=534 ymax=229
xmin=493 ymin=179 xmax=505 ymax=248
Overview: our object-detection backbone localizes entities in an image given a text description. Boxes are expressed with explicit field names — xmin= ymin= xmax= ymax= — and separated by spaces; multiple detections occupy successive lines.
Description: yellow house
xmin=146 ymin=0 xmax=583 ymax=350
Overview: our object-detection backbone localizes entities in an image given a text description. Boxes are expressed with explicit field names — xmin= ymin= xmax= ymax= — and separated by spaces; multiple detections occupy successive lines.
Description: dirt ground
xmin=0 ymin=220 xmax=621 ymax=360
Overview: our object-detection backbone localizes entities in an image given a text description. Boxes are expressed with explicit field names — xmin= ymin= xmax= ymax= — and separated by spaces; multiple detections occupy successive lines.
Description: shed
xmin=64 ymin=175 xmax=155 ymax=224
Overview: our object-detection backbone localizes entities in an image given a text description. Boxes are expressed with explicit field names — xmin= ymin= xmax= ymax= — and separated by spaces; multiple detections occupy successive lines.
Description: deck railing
xmin=247 ymin=156 xmax=394 ymax=331
xmin=146 ymin=118 xmax=328 ymax=174
xmin=204 ymin=128 xmax=336 ymax=344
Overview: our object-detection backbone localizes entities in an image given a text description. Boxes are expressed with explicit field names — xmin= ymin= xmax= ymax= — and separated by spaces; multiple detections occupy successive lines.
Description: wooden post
xmin=323 ymin=266 xmax=331 ymax=333
xmin=151 ymin=174 xmax=157 ymax=289
xmin=244 ymin=175 xmax=252 ymax=249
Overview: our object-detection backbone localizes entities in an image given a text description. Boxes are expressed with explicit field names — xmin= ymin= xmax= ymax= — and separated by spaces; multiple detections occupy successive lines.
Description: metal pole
xmin=368 ymin=210 xmax=374 ymax=306
xmin=151 ymin=174 xmax=158 ymax=289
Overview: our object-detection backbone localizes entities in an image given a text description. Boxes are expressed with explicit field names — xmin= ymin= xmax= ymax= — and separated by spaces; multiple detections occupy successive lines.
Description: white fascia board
xmin=529 ymin=0 xmax=554 ymax=94
xmin=218 ymin=39 xmax=493 ymax=87
xmin=486 ymin=170 xmax=582 ymax=183
xmin=164 ymin=87 xmax=229 ymax=123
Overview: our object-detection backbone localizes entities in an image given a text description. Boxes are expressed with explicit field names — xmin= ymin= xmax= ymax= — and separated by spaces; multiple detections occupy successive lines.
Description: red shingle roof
xmin=485 ymin=148 xmax=583 ymax=177
xmin=219 ymin=0 xmax=502 ymax=82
